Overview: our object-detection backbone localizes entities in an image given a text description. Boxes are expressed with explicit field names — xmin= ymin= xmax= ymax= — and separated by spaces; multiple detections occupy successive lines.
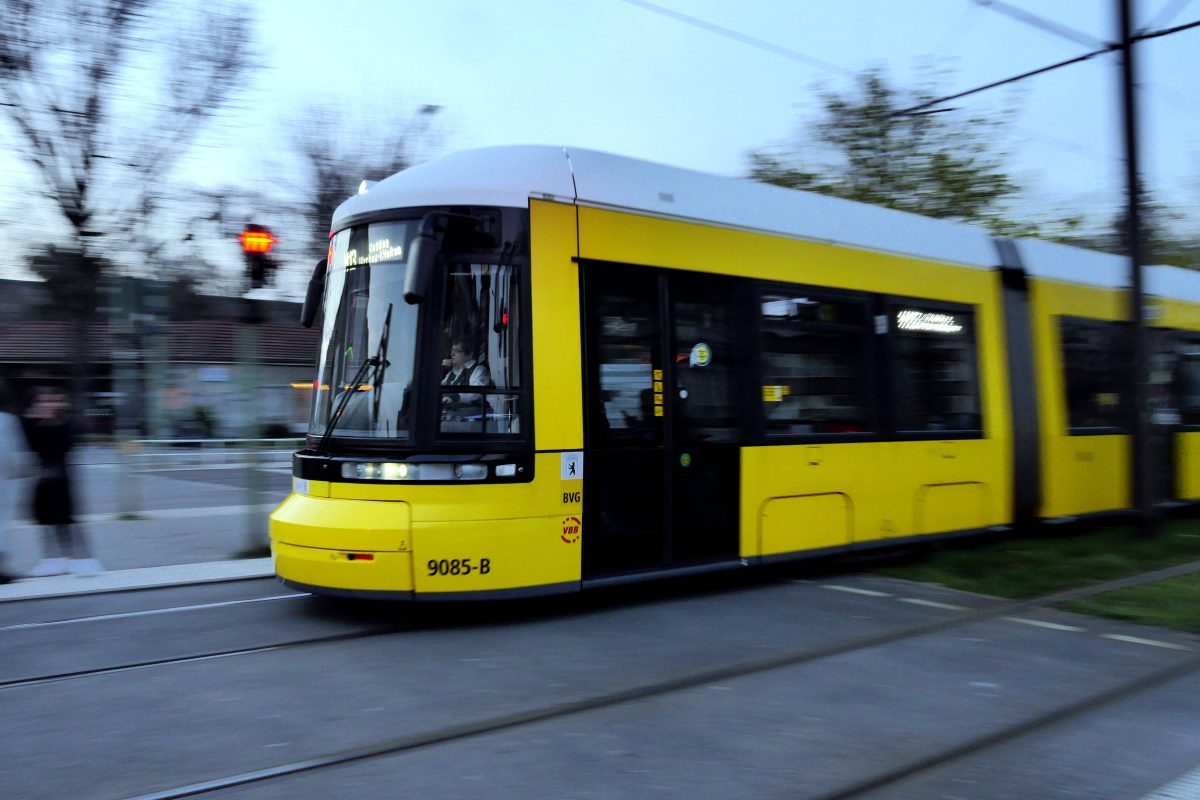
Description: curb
xmin=0 ymin=559 xmax=276 ymax=602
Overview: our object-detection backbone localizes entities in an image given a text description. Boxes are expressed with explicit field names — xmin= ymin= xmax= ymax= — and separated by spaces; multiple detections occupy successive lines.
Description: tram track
xmin=0 ymin=625 xmax=407 ymax=690
xmin=98 ymin=558 xmax=1200 ymax=800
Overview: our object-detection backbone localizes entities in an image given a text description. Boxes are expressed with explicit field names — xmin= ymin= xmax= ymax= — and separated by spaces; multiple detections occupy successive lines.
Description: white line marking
xmin=899 ymin=598 xmax=966 ymax=611
xmin=823 ymin=585 xmax=892 ymax=597
xmin=1101 ymin=634 xmax=1195 ymax=652
xmin=0 ymin=594 xmax=305 ymax=632
xmin=1140 ymin=764 xmax=1200 ymax=799
xmin=1003 ymin=617 xmax=1085 ymax=632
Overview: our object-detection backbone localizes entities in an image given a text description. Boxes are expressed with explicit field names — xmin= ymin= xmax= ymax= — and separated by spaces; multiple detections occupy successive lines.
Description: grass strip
xmin=874 ymin=519 xmax=1200 ymax=632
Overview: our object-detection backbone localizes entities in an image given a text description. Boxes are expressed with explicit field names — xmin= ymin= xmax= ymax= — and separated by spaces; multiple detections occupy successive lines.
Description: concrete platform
xmin=0 ymin=558 xmax=275 ymax=601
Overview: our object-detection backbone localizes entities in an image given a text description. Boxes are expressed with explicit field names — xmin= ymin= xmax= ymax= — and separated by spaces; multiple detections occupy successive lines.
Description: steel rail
xmin=116 ymin=558 xmax=1200 ymax=800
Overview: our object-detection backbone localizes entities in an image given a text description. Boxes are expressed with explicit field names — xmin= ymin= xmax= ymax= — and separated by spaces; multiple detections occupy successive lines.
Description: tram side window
xmin=890 ymin=305 xmax=981 ymax=433
xmin=759 ymin=292 xmax=873 ymax=435
xmin=439 ymin=262 xmax=522 ymax=436
xmin=1060 ymin=317 xmax=1126 ymax=432
xmin=593 ymin=290 xmax=660 ymax=445
xmin=1178 ymin=348 xmax=1200 ymax=427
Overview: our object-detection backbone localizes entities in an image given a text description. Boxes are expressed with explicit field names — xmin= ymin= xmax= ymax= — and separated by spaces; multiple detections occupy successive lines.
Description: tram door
xmin=581 ymin=263 xmax=742 ymax=579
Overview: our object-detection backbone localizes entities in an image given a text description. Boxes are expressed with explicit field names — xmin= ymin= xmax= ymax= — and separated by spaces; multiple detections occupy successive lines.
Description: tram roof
xmin=333 ymin=145 xmax=997 ymax=268
xmin=334 ymin=145 xmax=1195 ymax=301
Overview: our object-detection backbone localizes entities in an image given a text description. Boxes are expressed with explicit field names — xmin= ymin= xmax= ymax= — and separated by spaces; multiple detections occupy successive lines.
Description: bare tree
xmin=0 ymin=0 xmax=255 ymax=407
xmin=289 ymin=103 xmax=443 ymax=260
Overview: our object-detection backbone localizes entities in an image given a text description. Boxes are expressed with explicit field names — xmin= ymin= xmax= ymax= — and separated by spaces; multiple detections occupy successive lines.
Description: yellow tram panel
xmin=742 ymin=439 xmax=1008 ymax=559
xmin=578 ymin=206 xmax=993 ymax=303
xmin=273 ymin=453 xmax=580 ymax=595
xmin=1029 ymin=278 xmax=1129 ymax=518
xmin=1176 ymin=432 xmax=1200 ymax=500
xmin=411 ymin=515 xmax=579 ymax=596
xmin=272 ymin=494 xmax=411 ymax=551
xmin=273 ymin=542 xmax=414 ymax=595
xmin=529 ymin=199 xmax=584 ymax=453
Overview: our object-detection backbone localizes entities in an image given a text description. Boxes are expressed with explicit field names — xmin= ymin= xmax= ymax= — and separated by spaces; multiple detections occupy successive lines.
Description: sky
xmin=3 ymin=0 xmax=1200 ymax=298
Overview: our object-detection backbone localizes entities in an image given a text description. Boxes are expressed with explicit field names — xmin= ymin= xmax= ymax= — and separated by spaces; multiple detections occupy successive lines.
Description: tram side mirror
xmin=300 ymin=258 xmax=327 ymax=328
xmin=404 ymin=234 xmax=439 ymax=304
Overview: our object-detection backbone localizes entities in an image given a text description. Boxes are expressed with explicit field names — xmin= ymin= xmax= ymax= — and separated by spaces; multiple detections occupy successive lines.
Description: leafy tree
xmin=0 ymin=0 xmax=255 ymax=407
xmin=748 ymin=69 xmax=1022 ymax=231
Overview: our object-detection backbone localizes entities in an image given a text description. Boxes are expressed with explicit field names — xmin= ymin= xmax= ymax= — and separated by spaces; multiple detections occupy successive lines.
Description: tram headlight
xmin=454 ymin=464 xmax=487 ymax=480
xmin=381 ymin=462 xmax=409 ymax=480
xmin=342 ymin=462 xmax=403 ymax=480
xmin=339 ymin=461 xmax=489 ymax=481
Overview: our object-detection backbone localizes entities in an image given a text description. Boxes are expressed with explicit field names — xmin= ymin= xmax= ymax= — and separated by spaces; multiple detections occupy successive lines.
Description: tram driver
xmin=441 ymin=339 xmax=491 ymax=419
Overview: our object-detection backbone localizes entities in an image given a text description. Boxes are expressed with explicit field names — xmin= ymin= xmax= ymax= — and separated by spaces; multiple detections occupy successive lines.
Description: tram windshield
xmin=309 ymin=216 xmax=525 ymax=443
xmin=310 ymin=221 xmax=420 ymax=440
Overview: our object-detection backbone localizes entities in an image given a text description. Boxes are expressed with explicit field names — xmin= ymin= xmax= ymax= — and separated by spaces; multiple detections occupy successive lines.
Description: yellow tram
xmin=270 ymin=146 xmax=1200 ymax=600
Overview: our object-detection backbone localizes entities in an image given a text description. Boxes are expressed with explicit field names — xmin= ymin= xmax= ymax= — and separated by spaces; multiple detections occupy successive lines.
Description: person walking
xmin=24 ymin=386 xmax=102 ymax=576
xmin=0 ymin=382 xmax=31 ymax=583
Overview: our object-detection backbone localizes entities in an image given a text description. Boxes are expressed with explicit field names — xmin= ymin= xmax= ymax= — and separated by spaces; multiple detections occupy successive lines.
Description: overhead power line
xmin=612 ymin=0 xmax=855 ymax=77
xmin=1142 ymin=0 xmax=1194 ymax=32
xmin=893 ymin=18 xmax=1200 ymax=116
xmin=973 ymin=0 xmax=1107 ymax=48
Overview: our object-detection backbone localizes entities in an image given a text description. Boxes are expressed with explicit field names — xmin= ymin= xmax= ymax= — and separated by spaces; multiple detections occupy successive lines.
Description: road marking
xmin=823 ymin=585 xmax=892 ymax=597
xmin=1140 ymin=764 xmax=1200 ymax=799
xmin=1102 ymin=634 xmax=1195 ymax=652
xmin=899 ymin=598 xmax=966 ymax=611
xmin=0 ymin=593 xmax=305 ymax=632
xmin=1003 ymin=617 xmax=1085 ymax=632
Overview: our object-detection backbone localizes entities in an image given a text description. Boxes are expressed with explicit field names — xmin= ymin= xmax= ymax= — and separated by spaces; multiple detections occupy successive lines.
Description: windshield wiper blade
xmin=315 ymin=354 xmax=380 ymax=455
xmin=371 ymin=303 xmax=393 ymax=427
xmin=316 ymin=303 xmax=395 ymax=454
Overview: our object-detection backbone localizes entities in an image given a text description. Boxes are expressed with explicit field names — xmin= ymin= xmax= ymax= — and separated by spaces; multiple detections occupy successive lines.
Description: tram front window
xmin=310 ymin=221 xmax=420 ymax=440
xmin=439 ymin=262 xmax=522 ymax=436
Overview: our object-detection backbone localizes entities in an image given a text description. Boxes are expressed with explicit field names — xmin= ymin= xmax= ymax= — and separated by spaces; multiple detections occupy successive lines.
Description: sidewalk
xmin=0 ymin=558 xmax=274 ymax=601
xmin=2 ymin=499 xmax=283 ymax=602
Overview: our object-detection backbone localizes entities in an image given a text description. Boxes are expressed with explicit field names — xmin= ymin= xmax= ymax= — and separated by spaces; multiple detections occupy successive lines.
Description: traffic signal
xmin=240 ymin=224 xmax=277 ymax=288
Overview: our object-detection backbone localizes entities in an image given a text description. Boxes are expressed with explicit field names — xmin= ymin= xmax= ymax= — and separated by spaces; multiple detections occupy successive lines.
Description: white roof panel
xmin=1147 ymin=264 xmax=1200 ymax=303
xmin=1013 ymin=237 xmax=1127 ymax=289
xmin=332 ymin=145 xmax=997 ymax=268
xmin=332 ymin=146 xmax=576 ymax=225
xmin=566 ymin=148 xmax=997 ymax=268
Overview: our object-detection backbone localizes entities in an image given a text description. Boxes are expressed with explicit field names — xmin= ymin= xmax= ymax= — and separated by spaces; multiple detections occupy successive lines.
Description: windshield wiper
xmin=316 ymin=303 xmax=395 ymax=454
xmin=370 ymin=303 xmax=393 ymax=427
xmin=315 ymin=353 xmax=380 ymax=455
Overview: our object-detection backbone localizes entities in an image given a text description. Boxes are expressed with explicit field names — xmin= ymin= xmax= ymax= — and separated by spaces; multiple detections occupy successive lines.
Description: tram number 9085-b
xmin=427 ymin=558 xmax=491 ymax=577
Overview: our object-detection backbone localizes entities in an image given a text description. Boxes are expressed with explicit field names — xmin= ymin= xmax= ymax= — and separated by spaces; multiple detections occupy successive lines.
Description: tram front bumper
xmin=270 ymin=493 xmax=414 ymax=595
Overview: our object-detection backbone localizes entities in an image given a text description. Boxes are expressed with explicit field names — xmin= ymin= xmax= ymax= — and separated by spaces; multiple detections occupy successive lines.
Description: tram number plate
xmin=427 ymin=558 xmax=491 ymax=577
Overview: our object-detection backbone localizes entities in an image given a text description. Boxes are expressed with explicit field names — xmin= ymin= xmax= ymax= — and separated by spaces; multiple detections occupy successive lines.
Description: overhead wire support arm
xmin=890 ymin=18 xmax=1200 ymax=117
xmin=890 ymin=46 xmax=1117 ymax=117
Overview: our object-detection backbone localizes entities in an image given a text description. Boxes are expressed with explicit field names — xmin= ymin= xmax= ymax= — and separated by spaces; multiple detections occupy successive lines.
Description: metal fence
xmin=78 ymin=438 xmax=304 ymax=468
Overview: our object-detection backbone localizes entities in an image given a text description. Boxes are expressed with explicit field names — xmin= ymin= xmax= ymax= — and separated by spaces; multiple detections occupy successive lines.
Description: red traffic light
xmin=240 ymin=227 xmax=276 ymax=253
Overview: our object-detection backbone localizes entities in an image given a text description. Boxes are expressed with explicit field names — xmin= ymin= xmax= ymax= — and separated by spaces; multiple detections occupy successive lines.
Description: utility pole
xmin=1118 ymin=0 xmax=1156 ymax=533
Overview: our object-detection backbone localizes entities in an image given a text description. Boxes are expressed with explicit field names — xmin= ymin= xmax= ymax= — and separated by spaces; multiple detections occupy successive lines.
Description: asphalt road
xmin=2 ymin=569 xmax=1198 ymax=800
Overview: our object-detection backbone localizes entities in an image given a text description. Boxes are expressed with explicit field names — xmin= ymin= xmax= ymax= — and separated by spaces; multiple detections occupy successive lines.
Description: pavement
xmin=0 ymin=442 xmax=289 ymax=602
xmin=0 ymin=558 xmax=274 ymax=600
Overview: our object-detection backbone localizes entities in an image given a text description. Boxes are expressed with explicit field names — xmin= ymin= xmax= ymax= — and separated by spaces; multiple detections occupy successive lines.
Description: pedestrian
xmin=0 ymin=382 xmax=32 ymax=583
xmin=23 ymin=386 xmax=102 ymax=576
